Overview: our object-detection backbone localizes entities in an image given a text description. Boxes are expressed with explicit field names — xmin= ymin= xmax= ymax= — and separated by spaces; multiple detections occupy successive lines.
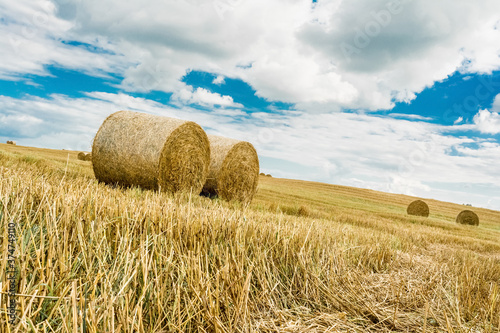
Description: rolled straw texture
xmin=92 ymin=110 xmax=210 ymax=193
xmin=407 ymin=200 xmax=429 ymax=217
xmin=203 ymin=134 xmax=259 ymax=204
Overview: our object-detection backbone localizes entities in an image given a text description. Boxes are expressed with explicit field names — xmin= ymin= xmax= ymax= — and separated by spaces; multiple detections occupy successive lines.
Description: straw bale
xmin=202 ymin=134 xmax=259 ymax=204
xmin=92 ymin=111 xmax=210 ymax=193
xmin=407 ymin=200 xmax=429 ymax=217
xmin=456 ymin=210 xmax=479 ymax=226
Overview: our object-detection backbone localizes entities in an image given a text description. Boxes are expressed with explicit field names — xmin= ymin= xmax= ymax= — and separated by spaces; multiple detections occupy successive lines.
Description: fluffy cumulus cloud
xmin=473 ymin=109 xmax=500 ymax=134
xmin=0 ymin=0 xmax=127 ymax=80
xmin=2 ymin=0 xmax=500 ymax=109
xmin=68 ymin=0 xmax=500 ymax=109
xmin=172 ymin=87 xmax=243 ymax=108
xmin=472 ymin=94 xmax=500 ymax=134
xmin=299 ymin=0 xmax=500 ymax=109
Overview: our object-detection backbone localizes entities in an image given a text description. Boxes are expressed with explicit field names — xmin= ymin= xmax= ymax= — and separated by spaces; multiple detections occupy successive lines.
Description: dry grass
xmin=92 ymin=111 xmax=210 ymax=193
xmin=0 ymin=143 xmax=499 ymax=332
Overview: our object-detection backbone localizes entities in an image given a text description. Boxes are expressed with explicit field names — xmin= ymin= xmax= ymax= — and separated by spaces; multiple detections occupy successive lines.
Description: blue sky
xmin=1 ymin=0 xmax=500 ymax=210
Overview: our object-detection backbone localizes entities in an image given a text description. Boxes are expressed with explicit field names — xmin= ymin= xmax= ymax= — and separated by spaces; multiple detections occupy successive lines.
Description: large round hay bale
xmin=202 ymin=134 xmax=259 ymax=204
xmin=456 ymin=210 xmax=479 ymax=226
xmin=92 ymin=111 xmax=210 ymax=193
xmin=77 ymin=152 xmax=86 ymax=160
xmin=84 ymin=153 xmax=92 ymax=162
xmin=407 ymin=200 xmax=429 ymax=217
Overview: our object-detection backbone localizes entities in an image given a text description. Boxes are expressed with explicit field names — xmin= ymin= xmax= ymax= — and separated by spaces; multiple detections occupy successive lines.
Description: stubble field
xmin=0 ymin=143 xmax=499 ymax=332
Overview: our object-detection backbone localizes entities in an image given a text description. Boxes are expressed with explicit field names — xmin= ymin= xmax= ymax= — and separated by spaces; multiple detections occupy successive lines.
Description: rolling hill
xmin=0 ymin=143 xmax=499 ymax=332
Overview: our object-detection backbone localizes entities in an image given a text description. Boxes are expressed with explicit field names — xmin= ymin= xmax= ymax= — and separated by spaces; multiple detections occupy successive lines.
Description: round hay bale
xmin=6 ymin=140 xmax=16 ymax=145
xmin=84 ymin=153 xmax=92 ymax=162
xmin=202 ymin=134 xmax=259 ymax=204
xmin=456 ymin=210 xmax=479 ymax=226
xmin=259 ymin=172 xmax=265 ymax=176
xmin=92 ymin=110 xmax=210 ymax=193
xmin=407 ymin=200 xmax=429 ymax=217
xmin=77 ymin=152 xmax=86 ymax=160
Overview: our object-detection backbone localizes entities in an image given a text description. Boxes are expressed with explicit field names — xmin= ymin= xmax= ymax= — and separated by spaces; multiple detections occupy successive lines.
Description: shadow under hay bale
xmin=456 ymin=210 xmax=479 ymax=226
xmin=407 ymin=200 xmax=429 ymax=217
xmin=202 ymin=134 xmax=259 ymax=204
xmin=92 ymin=110 xmax=210 ymax=193
xmin=77 ymin=152 xmax=86 ymax=160
xmin=6 ymin=140 xmax=16 ymax=145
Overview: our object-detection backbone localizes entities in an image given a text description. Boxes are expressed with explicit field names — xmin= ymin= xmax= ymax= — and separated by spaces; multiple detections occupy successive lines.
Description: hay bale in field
xmin=202 ymin=134 xmax=259 ymax=204
xmin=77 ymin=152 xmax=86 ymax=160
xmin=6 ymin=140 xmax=16 ymax=145
xmin=260 ymin=172 xmax=265 ymax=176
xmin=84 ymin=153 xmax=92 ymax=162
xmin=407 ymin=200 xmax=429 ymax=217
xmin=266 ymin=174 xmax=272 ymax=177
xmin=456 ymin=210 xmax=479 ymax=226
xmin=92 ymin=110 xmax=210 ymax=193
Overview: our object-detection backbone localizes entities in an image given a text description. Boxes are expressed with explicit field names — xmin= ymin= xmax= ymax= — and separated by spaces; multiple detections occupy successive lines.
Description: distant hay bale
xmin=6 ymin=140 xmax=16 ymax=145
xmin=84 ymin=153 xmax=92 ymax=162
xmin=202 ymin=134 xmax=259 ymax=204
xmin=407 ymin=200 xmax=429 ymax=217
xmin=92 ymin=111 xmax=210 ymax=193
xmin=77 ymin=152 xmax=86 ymax=160
xmin=260 ymin=172 xmax=265 ymax=176
xmin=456 ymin=210 xmax=479 ymax=226
xmin=266 ymin=174 xmax=272 ymax=177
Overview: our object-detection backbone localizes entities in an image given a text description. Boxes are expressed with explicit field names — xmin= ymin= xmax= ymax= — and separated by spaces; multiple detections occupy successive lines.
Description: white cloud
xmin=212 ymin=75 xmax=225 ymax=85
xmin=172 ymin=87 xmax=243 ymax=107
xmin=389 ymin=113 xmax=433 ymax=121
xmin=473 ymin=109 xmax=500 ymax=134
xmin=0 ymin=114 xmax=44 ymax=137
xmin=299 ymin=0 xmax=500 ymax=110
xmin=493 ymin=93 xmax=500 ymax=109
xmin=2 ymin=0 xmax=499 ymax=111
xmin=0 ymin=0 xmax=127 ymax=80
xmin=454 ymin=116 xmax=463 ymax=124
xmin=386 ymin=176 xmax=432 ymax=196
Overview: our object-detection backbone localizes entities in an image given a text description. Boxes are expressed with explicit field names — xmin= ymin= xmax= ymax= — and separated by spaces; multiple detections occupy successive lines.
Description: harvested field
xmin=0 ymin=143 xmax=499 ymax=332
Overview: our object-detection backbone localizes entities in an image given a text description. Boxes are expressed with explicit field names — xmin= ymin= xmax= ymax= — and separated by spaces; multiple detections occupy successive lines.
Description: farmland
xmin=0 ymin=143 xmax=499 ymax=332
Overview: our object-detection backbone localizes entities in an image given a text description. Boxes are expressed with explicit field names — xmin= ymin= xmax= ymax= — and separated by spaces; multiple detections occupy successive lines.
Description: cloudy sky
xmin=1 ymin=0 xmax=500 ymax=209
